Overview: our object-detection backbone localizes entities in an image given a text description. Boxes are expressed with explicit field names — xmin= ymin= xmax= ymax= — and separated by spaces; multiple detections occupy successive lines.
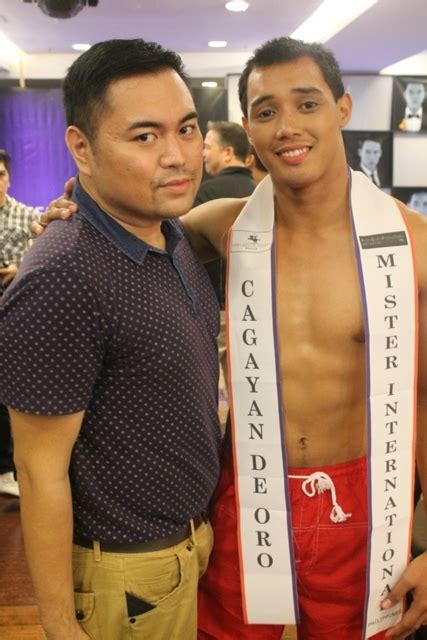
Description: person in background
xmin=195 ymin=121 xmax=256 ymax=390
xmin=195 ymin=120 xmax=255 ymax=206
xmin=0 ymin=148 xmax=39 ymax=498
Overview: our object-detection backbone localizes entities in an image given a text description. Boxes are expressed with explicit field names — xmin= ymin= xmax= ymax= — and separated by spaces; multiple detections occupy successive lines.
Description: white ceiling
xmin=0 ymin=0 xmax=426 ymax=74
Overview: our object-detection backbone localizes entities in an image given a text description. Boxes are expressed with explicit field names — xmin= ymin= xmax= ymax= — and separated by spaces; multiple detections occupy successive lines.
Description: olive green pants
xmin=72 ymin=521 xmax=213 ymax=640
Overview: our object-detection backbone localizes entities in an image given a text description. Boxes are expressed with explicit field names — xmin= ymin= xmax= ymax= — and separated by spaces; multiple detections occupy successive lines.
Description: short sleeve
xmin=0 ymin=268 xmax=106 ymax=415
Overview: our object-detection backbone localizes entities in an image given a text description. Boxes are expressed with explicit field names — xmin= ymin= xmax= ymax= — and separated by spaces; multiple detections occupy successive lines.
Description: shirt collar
xmin=219 ymin=166 xmax=253 ymax=177
xmin=360 ymin=163 xmax=378 ymax=177
xmin=73 ymin=180 xmax=185 ymax=265
xmin=0 ymin=195 xmax=12 ymax=211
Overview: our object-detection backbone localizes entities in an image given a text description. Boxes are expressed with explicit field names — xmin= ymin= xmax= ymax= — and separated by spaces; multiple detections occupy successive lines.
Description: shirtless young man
xmin=43 ymin=37 xmax=427 ymax=640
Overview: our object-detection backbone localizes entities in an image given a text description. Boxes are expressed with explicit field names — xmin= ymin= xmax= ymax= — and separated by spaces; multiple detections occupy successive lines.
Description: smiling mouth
xmin=279 ymin=146 xmax=310 ymax=158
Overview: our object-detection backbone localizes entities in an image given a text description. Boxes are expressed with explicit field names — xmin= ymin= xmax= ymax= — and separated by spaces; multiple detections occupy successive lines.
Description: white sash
xmin=226 ymin=170 xmax=417 ymax=636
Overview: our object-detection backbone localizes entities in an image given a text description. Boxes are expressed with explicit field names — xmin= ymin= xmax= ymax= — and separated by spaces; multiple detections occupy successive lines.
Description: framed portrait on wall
xmin=342 ymin=130 xmax=392 ymax=188
xmin=391 ymin=77 xmax=427 ymax=133
xmin=392 ymin=187 xmax=427 ymax=215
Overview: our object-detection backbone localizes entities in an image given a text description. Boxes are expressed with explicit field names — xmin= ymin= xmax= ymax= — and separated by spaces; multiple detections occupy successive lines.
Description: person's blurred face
xmin=0 ymin=162 xmax=10 ymax=207
xmin=242 ymin=57 xmax=351 ymax=190
xmin=68 ymin=69 xmax=203 ymax=225
xmin=202 ymin=129 xmax=227 ymax=176
xmin=404 ymin=83 xmax=426 ymax=112
xmin=408 ymin=192 xmax=427 ymax=215
xmin=358 ymin=140 xmax=382 ymax=172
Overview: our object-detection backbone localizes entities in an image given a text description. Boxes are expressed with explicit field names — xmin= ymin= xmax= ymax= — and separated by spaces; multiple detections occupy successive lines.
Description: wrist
xmin=42 ymin=614 xmax=82 ymax=639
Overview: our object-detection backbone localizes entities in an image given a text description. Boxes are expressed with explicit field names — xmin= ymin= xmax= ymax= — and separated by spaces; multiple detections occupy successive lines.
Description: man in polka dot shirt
xmin=0 ymin=40 xmax=221 ymax=640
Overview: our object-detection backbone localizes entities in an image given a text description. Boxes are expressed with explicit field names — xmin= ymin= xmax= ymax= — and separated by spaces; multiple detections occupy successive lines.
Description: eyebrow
xmin=249 ymin=87 xmax=323 ymax=111
xmin=127 ymin=110 xmax=198 ymax=132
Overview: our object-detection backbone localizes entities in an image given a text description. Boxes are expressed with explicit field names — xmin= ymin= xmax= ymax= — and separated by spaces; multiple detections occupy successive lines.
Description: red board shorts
xmin=198 ymin=449 xmax=388 ymax=640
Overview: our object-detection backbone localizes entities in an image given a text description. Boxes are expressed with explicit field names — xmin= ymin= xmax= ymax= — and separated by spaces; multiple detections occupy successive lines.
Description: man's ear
xmin=223 ymin=145 xmax=235 ymax=163
xmin=338 ymin=92 xmax=352 ymax=128
xmin=65 ymin=126 xmax=93 ymax=177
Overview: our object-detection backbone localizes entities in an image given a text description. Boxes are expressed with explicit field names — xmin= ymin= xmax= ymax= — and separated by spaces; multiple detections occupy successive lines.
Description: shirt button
xmin=75 ymin=609 xmax=85 ymax=621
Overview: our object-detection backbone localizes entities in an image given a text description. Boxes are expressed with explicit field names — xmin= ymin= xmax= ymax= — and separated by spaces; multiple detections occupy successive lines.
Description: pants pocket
xmin=74 ymin=591 xmax=97 ymax=638
xmin=125 ymin=551 xmax=184 ymax=608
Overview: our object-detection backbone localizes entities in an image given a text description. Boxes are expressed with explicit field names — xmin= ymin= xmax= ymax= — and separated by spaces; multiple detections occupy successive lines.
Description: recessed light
xmin=225 ymin=1 xmax=249 ymax=11
xmin=72 ymin=43 xmax=91 ymax=51
xmin=202 ymin=81 xmax=218 ymax=88
xmin=208 ymin=41 xmax=227 ymax=48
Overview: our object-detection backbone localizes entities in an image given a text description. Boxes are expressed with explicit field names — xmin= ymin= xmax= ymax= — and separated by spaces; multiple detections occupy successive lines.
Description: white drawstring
xmin=289 ymin=471 xmax=352 ymax=523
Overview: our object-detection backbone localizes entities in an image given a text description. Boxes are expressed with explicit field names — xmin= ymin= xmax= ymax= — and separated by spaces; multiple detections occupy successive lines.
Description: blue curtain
xmin=0 ymin=88 xmax=76 ymax=210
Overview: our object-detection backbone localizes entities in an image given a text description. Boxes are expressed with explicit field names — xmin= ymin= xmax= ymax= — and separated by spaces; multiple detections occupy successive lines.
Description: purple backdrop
xmin=0 ymin=88 xmax=76 ymax=210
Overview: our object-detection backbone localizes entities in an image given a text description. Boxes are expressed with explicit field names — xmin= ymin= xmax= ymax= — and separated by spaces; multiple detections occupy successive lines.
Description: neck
xmin=0 ymin=195 xmax=7 ymax=208
xmin=80 ymin=177 xmax=166 ymax=250
xmin=273 ymin=164 xmax=350 ymax=234
xmin=223 ymin=160 xmax=247 ymax=170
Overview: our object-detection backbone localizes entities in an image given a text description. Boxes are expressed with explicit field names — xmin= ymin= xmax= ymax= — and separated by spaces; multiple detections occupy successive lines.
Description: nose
xmin=159 ymin=135 xmax=186 ymax=168
xmin=274 ymin=110 xmax=302 ymax=139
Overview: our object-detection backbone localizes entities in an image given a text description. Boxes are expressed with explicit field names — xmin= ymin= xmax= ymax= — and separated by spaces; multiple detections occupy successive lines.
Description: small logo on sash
xmin=230 ymin=229 xmax=271 ymax=253
xmin=359 ymin=232 xmax=408 ymax=249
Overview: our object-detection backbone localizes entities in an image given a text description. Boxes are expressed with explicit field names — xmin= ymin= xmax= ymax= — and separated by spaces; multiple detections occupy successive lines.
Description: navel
xmin=298 ymin=437 xmax=308 ymax=449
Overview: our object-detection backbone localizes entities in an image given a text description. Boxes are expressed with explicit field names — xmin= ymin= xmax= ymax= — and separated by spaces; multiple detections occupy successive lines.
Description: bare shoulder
xmin=401 ymin=204 xmax=427 ymax=289
xmin=181 ymin=197 xmax=247 ymax=261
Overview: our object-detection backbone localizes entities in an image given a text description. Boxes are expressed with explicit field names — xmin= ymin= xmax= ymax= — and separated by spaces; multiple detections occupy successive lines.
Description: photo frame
xmin=342 ymin=130 xmax=393 ymax=188
xmin=391 ymin=77 xmax=427 ymax=133
xmin=392 ymin=186 xmax=427 ymax=215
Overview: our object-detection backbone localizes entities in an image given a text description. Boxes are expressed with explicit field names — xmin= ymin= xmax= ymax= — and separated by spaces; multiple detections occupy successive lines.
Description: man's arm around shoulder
xmin=11 ymin=408 xmax=89 ymax=640
xmin=181 ymin=197 xmax=247 ymax=262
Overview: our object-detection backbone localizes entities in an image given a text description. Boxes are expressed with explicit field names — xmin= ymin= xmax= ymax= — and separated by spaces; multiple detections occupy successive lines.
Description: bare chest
xmin=275 ymin=235 xmax=365 ymax=352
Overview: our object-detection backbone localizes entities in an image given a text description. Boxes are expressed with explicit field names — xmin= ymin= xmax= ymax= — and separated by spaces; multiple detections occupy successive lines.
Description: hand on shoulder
xmin=35 ymin=177 xmax=78 ymax=235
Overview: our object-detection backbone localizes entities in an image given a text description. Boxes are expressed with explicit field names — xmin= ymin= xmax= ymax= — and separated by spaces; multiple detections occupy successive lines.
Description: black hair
xmin=238 ymin=36 xmax=345 ymax=118
xmin=63 ymin=38 xmax=190 ymax=139
xmin=357 ymin=136 xmax=382 ymax=152
xmin=0 ymin=149 xmax=11 ymax=174
xmin=208 ymin=121 xmax=251 ymax=162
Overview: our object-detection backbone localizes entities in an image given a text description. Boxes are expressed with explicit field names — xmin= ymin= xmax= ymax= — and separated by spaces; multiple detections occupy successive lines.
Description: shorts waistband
xmin=73 ymin=511 xmax=208 ymax=554
xmin=288 ymin=456 xmax=367 ymax=478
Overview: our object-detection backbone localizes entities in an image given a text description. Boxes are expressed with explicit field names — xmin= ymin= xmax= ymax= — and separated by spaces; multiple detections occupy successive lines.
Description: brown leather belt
xmin=73 ymin=511 xmax=208 ymax=554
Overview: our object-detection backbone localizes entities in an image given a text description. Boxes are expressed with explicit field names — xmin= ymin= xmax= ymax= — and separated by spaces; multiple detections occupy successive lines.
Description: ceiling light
xmin=202 ymin=81 xmax=218 ymax=88
xmin=225 ymin=1 xmax=249 ymax=11
xmin=291 ymin=0 xmax=378 ymax=43
xmin=72 ymin=43 xmax=91 ymax=51
xmin=380 ymin=50 xmax=427 ymax=75
xmin=208 ymin=41 xmax=227 ymax=48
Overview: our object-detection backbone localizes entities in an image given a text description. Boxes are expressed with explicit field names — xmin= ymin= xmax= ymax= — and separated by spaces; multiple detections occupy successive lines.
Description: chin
xmin=159 ymin=202 xmax=194 ymax=220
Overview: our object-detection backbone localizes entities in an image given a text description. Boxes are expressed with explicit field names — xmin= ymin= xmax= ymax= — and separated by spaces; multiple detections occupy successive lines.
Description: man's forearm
xmin=17 ymin=468 xmax=81 ymax=638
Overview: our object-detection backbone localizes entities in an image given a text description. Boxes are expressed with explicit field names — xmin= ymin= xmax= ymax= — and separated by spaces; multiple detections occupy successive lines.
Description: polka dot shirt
xmin=0 ymin=182 xmax=221 ymax=543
